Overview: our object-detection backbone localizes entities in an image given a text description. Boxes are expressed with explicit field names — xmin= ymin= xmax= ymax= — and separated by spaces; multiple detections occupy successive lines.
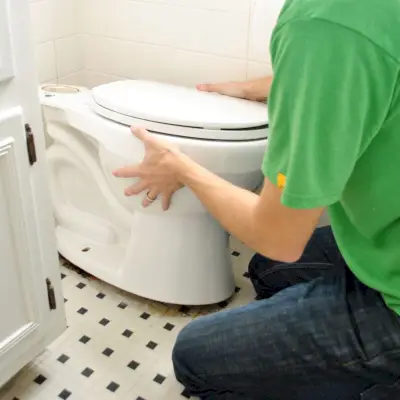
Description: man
xmin=114 ymin=0 xmax=400 ymax=398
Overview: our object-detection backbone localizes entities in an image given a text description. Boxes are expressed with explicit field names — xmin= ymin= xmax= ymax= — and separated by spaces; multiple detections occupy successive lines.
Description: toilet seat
xmin=92 ymin=80 xmax=269 ymax=141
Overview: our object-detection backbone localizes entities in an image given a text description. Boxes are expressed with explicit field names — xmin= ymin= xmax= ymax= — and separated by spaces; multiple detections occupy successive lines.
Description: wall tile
xmin=140 ymin=0 xmax=252 ymax=12
xmin=30 ymin=0 xmax=282 ymax=87
xmin=80 ymin=0 xmax=110 ymax=35
xmin=55 ymin=35 xmax=84 ymax=77
xmin=57 ymin=71 xmax=87 ymax=86
xmin=84 ymin=71 xmax=124 ymax=89
xmin=106 ymin=1 xmax=249 ymax=58
xmin=52 ymin=0 xmax=78 ymax=39
xmin=248 ymin=0 xmax=285 ymax=63
xmin=247 ymin=62 xmax=272 ymax=79
xmin=35 ymin=41 xmax=57 ymax=83
xmin=29 ymin=0 xmax=54 ymax=43
xmin=83 ymin=35 xmax=247 ymax=87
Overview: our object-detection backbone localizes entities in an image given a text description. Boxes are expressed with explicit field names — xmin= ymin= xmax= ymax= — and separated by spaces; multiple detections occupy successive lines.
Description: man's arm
xmin=115 ymin=125 xmax=322 ymax=262
xmin=197 ymin=76 xmax=273 ymax=102
xmin=172 ymin=152 xmax=323 ymax=263
xmin=115 ymin=19 xmax=392 ymax=263
xmin=242 ymin=76 xmax=273 ymax=101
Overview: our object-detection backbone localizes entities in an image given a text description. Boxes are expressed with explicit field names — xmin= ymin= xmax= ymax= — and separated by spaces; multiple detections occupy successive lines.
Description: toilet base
xmin=56 ymin=212 xmax=235 ymax=305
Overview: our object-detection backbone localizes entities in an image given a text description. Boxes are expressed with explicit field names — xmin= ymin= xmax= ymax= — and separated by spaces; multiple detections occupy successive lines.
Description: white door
xmin=0 ymin=0 xmax=66 ymax=387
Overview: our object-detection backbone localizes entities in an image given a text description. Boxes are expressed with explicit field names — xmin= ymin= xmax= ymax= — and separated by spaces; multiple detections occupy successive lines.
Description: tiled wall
xmin=30 ymin=0 xmax=284 ymax=88
xmin=29 ymin=0 xmax=84 ymax=85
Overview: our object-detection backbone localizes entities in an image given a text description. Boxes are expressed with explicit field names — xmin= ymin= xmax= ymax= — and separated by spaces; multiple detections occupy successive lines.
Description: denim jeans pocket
xmin=361 ymin=378 xmax=400 ymax=400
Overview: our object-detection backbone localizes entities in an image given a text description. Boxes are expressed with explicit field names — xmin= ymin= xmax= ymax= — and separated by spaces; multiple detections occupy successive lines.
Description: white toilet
xmin=40 ymin=80 xmax=269 ymax=305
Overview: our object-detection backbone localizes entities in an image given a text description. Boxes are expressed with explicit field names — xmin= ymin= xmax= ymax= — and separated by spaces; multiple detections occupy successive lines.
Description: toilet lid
xmin=91 ymin=80 xmax=268 ymax=141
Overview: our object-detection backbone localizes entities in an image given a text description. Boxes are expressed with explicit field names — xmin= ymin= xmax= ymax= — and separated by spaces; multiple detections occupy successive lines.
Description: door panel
xmin=0 ymin=107 xmax=49 ymax=383
xmin=0 ymin=0 xmax=66 ymax=384
xmin=0 ymin=0 xmax=14 ymax=83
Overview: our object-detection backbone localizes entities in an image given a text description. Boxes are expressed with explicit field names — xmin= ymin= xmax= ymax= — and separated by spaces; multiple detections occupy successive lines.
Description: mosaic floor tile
xmin=0 ymin=239 xmax=255 ymax=400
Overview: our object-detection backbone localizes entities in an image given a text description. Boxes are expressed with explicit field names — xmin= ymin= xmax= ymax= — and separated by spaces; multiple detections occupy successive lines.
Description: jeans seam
xmin=342 ymin=347 xmax=400 ymax=367
xmin=257 ymin=262 xmax=333 ymax=280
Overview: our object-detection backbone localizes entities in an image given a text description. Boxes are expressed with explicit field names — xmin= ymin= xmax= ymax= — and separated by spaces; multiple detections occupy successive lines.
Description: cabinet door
xmin=0 ymin=0 xmax=66 ymax=387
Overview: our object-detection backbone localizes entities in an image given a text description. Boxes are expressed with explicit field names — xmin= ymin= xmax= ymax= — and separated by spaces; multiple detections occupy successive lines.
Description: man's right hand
xmin=196 ymin=76 xmax=273 ymax=102
xmin=196 ymin=82 xmax=247 ymax=99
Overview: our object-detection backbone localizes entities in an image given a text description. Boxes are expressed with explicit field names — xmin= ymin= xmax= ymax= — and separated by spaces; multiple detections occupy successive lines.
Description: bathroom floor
xmin=0 ymin=238 xmax=256 ymax=400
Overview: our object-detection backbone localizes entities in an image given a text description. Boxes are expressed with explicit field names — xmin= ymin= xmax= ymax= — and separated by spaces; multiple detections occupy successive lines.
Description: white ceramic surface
xmin=40 ymin=81 xmax=269 ymax=305
xmin=92 ymin=80 xmax=268 ymax=131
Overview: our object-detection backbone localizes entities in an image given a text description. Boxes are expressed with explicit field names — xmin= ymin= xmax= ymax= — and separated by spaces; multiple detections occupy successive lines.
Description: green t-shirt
xmin=263 ymin=0 xmax=400 ymax=314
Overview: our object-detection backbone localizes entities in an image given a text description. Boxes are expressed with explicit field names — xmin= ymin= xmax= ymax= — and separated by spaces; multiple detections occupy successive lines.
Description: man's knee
xmin=248 ymin=253 xmax=276 ymax=298
xmin=172 ymin=320 xmax=199 ymax=384
xmin=248 ymin=252 xmax=267 ymax=273
xmin=172 ymin=312 xmax=232 ymax=389
xmin=172 ymin=329 xmax=185 ymax=381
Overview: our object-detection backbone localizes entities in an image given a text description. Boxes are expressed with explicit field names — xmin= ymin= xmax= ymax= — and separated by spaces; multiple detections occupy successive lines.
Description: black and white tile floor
xmin=0 ymin=238 xmax=255 ymax=400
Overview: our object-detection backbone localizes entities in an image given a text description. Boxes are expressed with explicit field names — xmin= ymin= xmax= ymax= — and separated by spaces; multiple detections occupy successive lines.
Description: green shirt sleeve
xmin=263 ymin=18 xmax=395 ymax=209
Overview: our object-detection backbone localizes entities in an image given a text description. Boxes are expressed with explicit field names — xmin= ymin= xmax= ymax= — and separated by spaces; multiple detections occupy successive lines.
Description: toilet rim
xmin=92 ymin=100 xmax=269 ymax=142
xmin=91 ymin=80 xmax=269 ymax=142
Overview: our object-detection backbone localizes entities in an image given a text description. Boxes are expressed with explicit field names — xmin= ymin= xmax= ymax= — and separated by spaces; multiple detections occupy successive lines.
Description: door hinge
xmin=25 ymin=123 xmax=37 ymax=165
xmin=46 ymin=278 xmax=57 ymax=310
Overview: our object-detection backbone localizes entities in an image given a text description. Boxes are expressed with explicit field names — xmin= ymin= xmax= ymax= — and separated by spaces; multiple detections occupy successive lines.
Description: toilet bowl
xmin=40 ymin=80 xmax=269 ymax=305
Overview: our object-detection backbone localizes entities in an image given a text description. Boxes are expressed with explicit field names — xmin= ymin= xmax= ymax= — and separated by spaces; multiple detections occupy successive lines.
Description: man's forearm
xmin=242 ymin=76 xmax=273 ymax=102
xmin=170 ymin=151 xmax=310 ymax=262
xmin=174 ymin=153 xmax=261 ymax=252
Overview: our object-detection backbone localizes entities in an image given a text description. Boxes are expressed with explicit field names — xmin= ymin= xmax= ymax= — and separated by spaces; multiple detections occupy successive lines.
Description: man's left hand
xmin=113 ymin=127 xmax=184 ymax=210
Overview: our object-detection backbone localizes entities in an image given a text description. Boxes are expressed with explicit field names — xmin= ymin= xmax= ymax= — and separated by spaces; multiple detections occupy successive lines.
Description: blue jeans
xmin=172 ymin=227 xmax=400 ymax=400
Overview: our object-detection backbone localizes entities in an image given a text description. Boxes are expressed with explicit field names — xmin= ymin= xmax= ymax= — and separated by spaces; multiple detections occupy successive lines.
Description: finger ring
xmin=146 ymin=192 xmax=157 ymax=202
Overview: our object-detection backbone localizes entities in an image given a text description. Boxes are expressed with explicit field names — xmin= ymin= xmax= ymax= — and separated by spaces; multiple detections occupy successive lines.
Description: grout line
xmin=245 ymin=0 xmax=255 ymax=79
xmin=34 ymin=33 xmax=79 ymax=46
xmin=52 ymin=39 xmax=60 ymax=83
xmin=125 ymin=0 xmax=250 ymax=14
xmin=82 ymin=33 xmax=248 ymax=63
xmin=246 ymin=0 xmax=255 ymax=79
xmin=57 ymin=69 xmax=86 ymax=84
xmin=85 ymin=69 xmax=125 ymax=79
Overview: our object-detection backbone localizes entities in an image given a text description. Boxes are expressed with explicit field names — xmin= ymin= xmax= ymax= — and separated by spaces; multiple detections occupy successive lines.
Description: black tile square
xmin=106 ymin=381 xmax=120 ymax=393
xmin=122 ymin=329 xmax=133 ymax=338
xmin=96 ymin=292 xmax=106 ymax=299
xmin=81 ymin=367 xmax=94 ymax=378
xmin=181 ymin=388 xmax=191 ymax=398
xmin=243 ymin=271 xmax=250 ymax=278
xmin=99 ymin=318 xmax=110 ymax=326
xmin=118 ymin=302 xmax=127 ymax=309
xmin=140 ymin=312 xmax=150 ymax=320
xmin=77 ymin=307 xmax=88 ymax=315
xmin=164 ymin=323 xmax=175 ymax=331
xmin=76 ymin=282 xmax=86 ymax=289
xmin=64 ymin=298 xmax=68 ymax=303
xmin=102 ymin=347 xmax=114 ymax=357
xmin=79 ymin=335 xmax=91 ymax=344
xmin=127 ymin=360 xmax=139 ymax=370
xmin=33 ymin=374 xmax=47 ymax=385
xmin=146 ymin=341 xmax=158 ymax=350
xmin=58 ymin=389 xmax=72 ymax=399
xmin=61 ymin=273 xmax=66 ymax=279
xmin=153 ymin=374 xmax=165 ymax=384
xmin=235 ymin=286 xmax=241 ymax=293
xmin=231 ymin=251 xmax=240 ymax=257
xmin=57 ymin=354 xmax=70 ymax=364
